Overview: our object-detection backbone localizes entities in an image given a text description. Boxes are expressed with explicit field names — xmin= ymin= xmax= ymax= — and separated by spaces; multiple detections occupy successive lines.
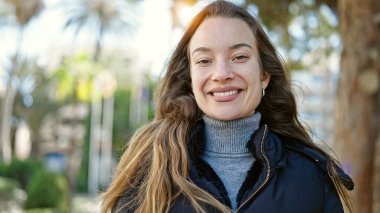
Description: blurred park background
xmin=0 ymin=0 xmax=379 ymax=212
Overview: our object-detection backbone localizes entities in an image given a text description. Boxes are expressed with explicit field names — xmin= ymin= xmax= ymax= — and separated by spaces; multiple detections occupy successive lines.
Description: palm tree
xmin=62 ymin=0 xmax=137 ymax=194
xmin=0 ymin=0 xmax=44 ymax=163
xmin=62 ymin=0 xmax=136 ymax=61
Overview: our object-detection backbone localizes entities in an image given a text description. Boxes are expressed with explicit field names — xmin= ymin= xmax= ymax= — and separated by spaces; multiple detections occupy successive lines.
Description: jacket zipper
xmin=235 ymin=125 xmax=270 ymax=213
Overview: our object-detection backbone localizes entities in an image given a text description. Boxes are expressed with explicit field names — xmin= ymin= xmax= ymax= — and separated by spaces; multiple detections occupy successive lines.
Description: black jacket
xmin=114 ymin=122 xmax=354 ymax=213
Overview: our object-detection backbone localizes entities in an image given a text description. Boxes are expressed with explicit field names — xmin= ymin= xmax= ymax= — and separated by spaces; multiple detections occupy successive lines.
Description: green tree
xmin=244 ymin=0 xmax=339 ymax=70
xmin=49 ymin=52 xmax=100 ymax=195
xmin=51 ymin=52 xmax=101 ymax=103
xmin=8 ymin=57 xmax=47 ymax=157
xmin=0 ymin=0 xmax=44 ymax=163
xmin=11 ymin=57 xmax=76 ymax=158
xmin=25 ymin=170 xmax=69 ymax=211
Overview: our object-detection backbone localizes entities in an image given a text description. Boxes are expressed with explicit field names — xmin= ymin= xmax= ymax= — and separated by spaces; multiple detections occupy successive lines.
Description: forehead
xmin=189 ymin=17 xmax=257 ymax=52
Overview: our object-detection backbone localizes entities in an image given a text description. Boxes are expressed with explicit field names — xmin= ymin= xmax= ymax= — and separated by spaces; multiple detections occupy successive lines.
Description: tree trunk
xmin=0 ymin=82 xmax=16 ymax=163
xmin=335 ymin=0 xmax=380 ymax=212
xmin=0 ymin=25 xmax=26 ymax=163
xmin=88 ymin=94 xmax=102 ymax=194
xmin=374 ymin=137 xmax=380 ymax=212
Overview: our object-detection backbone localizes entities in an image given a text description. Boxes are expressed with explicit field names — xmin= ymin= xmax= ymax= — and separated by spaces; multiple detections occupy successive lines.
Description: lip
xmin=208 ymin=86 xmax=243 ymax=102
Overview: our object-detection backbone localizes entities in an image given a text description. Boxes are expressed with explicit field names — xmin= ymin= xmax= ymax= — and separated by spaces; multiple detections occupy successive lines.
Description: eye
xmin=195 ymin=59 xmax=212 ymax=66
xmin=232 ymin=55 xmax=249 ymax=62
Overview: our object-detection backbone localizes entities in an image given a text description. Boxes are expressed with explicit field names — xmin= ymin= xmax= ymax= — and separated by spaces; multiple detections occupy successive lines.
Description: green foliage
xmin=76 ymin=86 xmax=150 ymax=192
xmin=243 ymin=0 xmax=339 ymax=69
xmin=13 ymin=70 xmax=59 ymax=146
xmin=0 ymin=176 xmax=19 ymax=192
xmin=111 ymin=77 xmax=157 ymax=158
xmin=50 ymin=52 xmax=101 ymax=102
xmin=25 ymin=208 xmax=57 ymax=213
xmin=25 ymin=170 xmax=69 ymax=212
xmin=0 ymin=158 xmax=43 ymax=190
xmin=0 ymin=176 xmax=20 ymax=201
xmin=112 ymin=88 xmax=133 ymax=157
xmin=76 ymin=113 xmax=91 ymax=193
xmin=146 ymin=76 xmax=157 ymax=121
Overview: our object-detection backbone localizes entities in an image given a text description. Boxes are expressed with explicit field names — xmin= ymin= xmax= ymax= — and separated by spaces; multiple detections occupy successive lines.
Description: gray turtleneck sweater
xmin=202 ymin=112 xmax=261 ymax=210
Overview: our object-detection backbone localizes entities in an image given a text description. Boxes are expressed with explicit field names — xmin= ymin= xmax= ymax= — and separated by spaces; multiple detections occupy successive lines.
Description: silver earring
xmin=262 ymin=88 xmax=265 ymax=97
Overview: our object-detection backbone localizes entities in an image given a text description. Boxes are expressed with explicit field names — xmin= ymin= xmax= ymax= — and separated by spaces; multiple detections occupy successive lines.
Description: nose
xmin=211 ymin=60 xmax=234 ymax=82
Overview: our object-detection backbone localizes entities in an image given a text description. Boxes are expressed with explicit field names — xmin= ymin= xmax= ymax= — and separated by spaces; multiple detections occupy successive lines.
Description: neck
xmin=203 ymin=113 xmax=261 ymax=154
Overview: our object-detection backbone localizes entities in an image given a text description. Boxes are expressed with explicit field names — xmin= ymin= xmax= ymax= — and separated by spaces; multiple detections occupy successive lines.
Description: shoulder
xmin=284 ymin=141 xmax=328 ymax=173
xmin=245 ymin=131 xmax=347 ymax=212
xmin=282 ymin=140 xmax=353 ymax=190
xmin=277 ymin=141 xmax=331 ymax=191
xmin=281 ymin=143 xmax=349 ymax=212
xmin=280 ymin=139 xmax=336 ymax=185
xmin=263 ymin=130 xmax=329 ymax=174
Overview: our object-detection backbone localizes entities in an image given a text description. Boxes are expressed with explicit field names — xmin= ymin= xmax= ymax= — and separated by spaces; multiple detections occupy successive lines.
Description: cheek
xmin=190 ymin=69 xmax=196 ymax=90
xmin=190 ymin=75 xmax=201 ymax=99
xmin=190 ymin=72 xmax=204 ymax=108
xmin=190 ymin=70 xmax=203 ymax=92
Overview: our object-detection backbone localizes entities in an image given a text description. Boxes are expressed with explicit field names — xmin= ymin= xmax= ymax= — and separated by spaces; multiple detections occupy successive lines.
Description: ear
xmin=261 ymin=71 xmax=270 ymax=89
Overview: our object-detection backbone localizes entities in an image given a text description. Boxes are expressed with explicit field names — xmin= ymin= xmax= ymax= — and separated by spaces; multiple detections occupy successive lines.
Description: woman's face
xmin=189 ymin=17 xmax=270 ymax=121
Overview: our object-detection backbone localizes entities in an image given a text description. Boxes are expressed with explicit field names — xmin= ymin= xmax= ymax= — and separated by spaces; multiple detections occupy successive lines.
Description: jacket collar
xmin=188 ymin=119 xmax=354 ymax=191
xmin=187 ymin=120 xmax=286 ymax=207
xmin=188 ymin=119 xmax=286 ymax=166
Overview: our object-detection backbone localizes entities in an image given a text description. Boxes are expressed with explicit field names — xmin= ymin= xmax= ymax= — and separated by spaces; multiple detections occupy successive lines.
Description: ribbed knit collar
xmin=202 ymin=112 xmax=261 ymax=154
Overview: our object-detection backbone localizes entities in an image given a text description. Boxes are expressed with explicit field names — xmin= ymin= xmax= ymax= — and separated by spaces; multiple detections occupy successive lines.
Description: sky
xmin=0 ymin=0 xmax=177 ymax=77
xmin=0 ymin=0 xmax=253 ymax=77
xmin=0 ymin=0 xmax=340 ymax=86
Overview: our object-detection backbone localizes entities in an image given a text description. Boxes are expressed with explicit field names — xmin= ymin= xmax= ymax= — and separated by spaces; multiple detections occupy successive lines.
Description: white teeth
xmin=213 ymin=90 xmax=238 ymax=96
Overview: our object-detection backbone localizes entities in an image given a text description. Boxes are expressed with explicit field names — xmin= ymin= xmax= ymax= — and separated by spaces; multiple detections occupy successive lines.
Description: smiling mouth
xmin=212 ymin=89 xmax=241 ymax=96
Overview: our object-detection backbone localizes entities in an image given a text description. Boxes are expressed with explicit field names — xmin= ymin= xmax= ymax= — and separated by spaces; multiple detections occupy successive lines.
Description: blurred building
xmin=291 ymin=63 xmax=338 ymax=146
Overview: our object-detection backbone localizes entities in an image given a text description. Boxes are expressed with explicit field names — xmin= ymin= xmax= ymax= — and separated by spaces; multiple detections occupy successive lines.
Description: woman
xmin=102 ymin=1 xmax=354 ymax=212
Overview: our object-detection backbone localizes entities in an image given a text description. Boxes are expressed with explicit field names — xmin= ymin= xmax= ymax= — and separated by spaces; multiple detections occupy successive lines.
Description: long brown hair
xmin=102 ymin=1 xmax=352 ymax=212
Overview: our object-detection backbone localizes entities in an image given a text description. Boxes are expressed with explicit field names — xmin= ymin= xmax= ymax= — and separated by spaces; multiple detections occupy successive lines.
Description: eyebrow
xmin=191 ymin=47 xmax=211 ymax=56
xmin=191 ymin=43 xmax=253 ymax=56
xmin=230 ymin=43 xmax=253 ymax=50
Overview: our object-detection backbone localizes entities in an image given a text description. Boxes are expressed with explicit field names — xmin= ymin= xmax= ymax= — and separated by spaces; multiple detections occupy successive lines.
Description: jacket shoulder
xmin=283 ymin=141 xmax=354 ymax=190
xmin=284 ymin=142 xmax=327 ymax=171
